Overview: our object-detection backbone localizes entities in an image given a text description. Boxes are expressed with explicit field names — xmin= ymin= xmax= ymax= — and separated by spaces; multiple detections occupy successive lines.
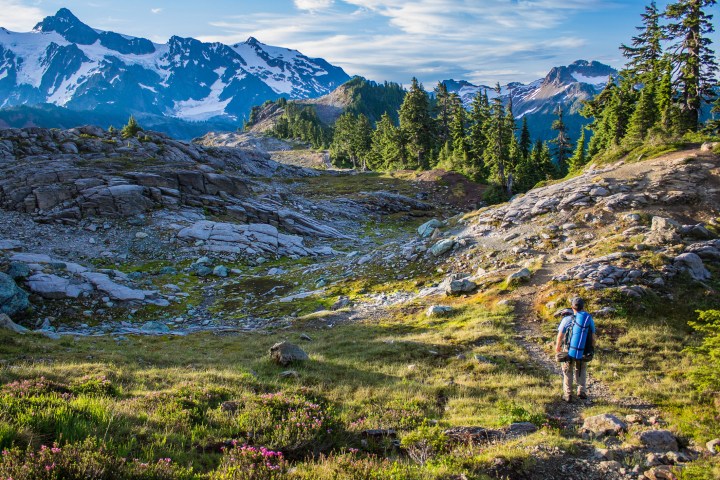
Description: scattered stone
xmin=430 ymin=239 xmax=455 ymax=257
xmin=506 ymin=422 xmax=538 ymax=436
xmin=331 ymin=296 xmax=350 ymax=310
xmin=673 ymin=253 xmax=711 ymax=281
xmin=279 ymin=370 xmax=299 ymax=378
xmin=299 ymin=333 xmax=312 ymax=341
xmin=270 ymin=341 xmax=309 ymax=366
xmin=638 ymin=430 xmax=679 ymax=452
xmin=213 ymin=265 xmax=229 ymax=277
xmin=159 ymin=266 xmax=178 ymax=275
xmin=426 ymin=305 xmax=453 ymax=317
xmin=506 ymin=268 xmax=531 ymax=285
xmin=706 ymin=438 xmax=720 ymax=455
xmin=626 ymin=414 xmax=644 ymax=424
xmin=643 ymin=465 xmax=679 ymax=480
xmin=599 ymin=460 xmax=623 ymax=473
xmin=0 ymin=273 xmax=30 ymax=318
xmin=446 ymin=278 xmax=477 ymax=295
xmin=0 ymin=313 xmax=29 ymax=334
xmin=582 ymin=414 xmax=628 ymax=437
xmin=140 ymin=321 xmax=171 ymax=334
xmin=6 ymin=262 xmax=30 ymax=280
xmin=418 ymin=219 xmax=443 ymax=238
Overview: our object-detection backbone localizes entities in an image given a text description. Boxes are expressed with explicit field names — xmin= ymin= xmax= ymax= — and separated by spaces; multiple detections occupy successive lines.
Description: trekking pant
xmin=561 ymin=359 xmax=587 ymax=396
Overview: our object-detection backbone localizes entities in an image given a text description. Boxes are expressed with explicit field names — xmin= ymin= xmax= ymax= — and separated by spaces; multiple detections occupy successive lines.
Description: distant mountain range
xmin=442 ymin=60 xmax=618 ymax=142
xmin=0 ymin=8 xmax=350 ymax=137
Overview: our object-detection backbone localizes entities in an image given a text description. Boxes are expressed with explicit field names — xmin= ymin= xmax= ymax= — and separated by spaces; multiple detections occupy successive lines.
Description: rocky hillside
xmin=0 ymin=130 xmax=719 ymax=479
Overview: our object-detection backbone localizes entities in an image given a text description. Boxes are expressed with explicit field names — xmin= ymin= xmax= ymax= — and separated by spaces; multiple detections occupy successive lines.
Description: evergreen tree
xmin=621 ymin=1 xmax=665 ymax=81
xmin=519 ymin=116 xmax=532 ymax=161
xmin=399 ymin=78 xmax=435 ymax=169
xmin=625 ymin=83 xmax=660 ymax=142
xmin=468 ymin=90 xmax=490 ymax=182
xmin=664 ymin=0 xmax=718 ymax=131
xmin=121 ymin=115 xmax=142 ymax=139
xmin=569 ymin=128 xmax=588 ymax=173
xmin=368 ymin=113 xmax=404 ymax=171
xmin=484 ymin=84 xmax=513 ymax=196
xmin=550 ymin=106 xmax=572 ymax=176
xmin=433 ymin=82 xmax=452 ymax=148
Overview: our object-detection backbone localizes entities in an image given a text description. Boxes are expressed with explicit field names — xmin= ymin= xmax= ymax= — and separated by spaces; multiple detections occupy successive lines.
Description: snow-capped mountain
xmin=0 ymin=8 xmax=349 ymax=125
xmin=443 ymin=60 xmax=617 ymax=141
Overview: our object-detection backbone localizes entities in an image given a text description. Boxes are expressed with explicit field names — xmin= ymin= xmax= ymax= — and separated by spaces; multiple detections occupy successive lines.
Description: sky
xmin=1 ymin=0 xmax=719 ymax=87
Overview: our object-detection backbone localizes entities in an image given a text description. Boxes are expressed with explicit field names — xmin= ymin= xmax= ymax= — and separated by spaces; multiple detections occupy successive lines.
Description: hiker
xmin=555 ymin=297 xmax=596 ymax=402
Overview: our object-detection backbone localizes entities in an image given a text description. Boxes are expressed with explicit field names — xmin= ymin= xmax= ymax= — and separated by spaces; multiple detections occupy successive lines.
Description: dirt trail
xmin=510 ymin=258 xmax=659 ymax=430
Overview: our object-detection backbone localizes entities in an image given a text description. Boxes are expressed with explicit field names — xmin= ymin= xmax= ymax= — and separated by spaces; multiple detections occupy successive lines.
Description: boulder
xmin=648 ymin=216 xmax=681 ymax=244
xmin=506 ymin=268 xmax=531 ymax=285
xmin=582 ymin=414 xmax=627 ymax=437
xmin=270 ymin=341 xmax=309 ymax=366
xmin=446 ymin=279 xmax=477 ymax=295
xmin=0 ymin=273 xmax=30 ymax=318
xmin=430 ymin=239 xmax=455 ymax=257
xmin=638 ymin=430 xmax=679 ymax=452
xmin=674 ymin=253 xmax=711 ymax=281
xmin=0 ymin=313 xmax=29 ymax=334
xmin=213 ymin=265 xmax=229 ymax=277
xmin=426 ymin=305 xmax=453 ymax=317
xmin=26 ymin=274 xmax=89 ymax=299
xmin=6 ymin=262 xmax=30 ymax=280
xmin=643 ymin=465 xmax=678 ymax=480
xmin=140 ymin=321 xmax=171 ymax=334
xmin=418 ymin=219 xmax=443 ymax=238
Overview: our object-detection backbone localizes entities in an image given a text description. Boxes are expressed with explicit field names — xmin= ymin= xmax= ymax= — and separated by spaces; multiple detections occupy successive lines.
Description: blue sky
xmin=1 ymin=0 xmax=718 ymax=86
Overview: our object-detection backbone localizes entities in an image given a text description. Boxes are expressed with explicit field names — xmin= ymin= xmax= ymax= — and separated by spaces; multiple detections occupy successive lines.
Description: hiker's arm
xmin=555 ymin=332 xmax=564 ymax=353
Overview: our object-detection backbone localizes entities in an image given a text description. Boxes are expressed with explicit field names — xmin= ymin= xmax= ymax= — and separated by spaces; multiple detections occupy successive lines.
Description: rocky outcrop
xmin=269 ymin=341 xmax=309 ymax=365
xmin=177 ymin=220 xmax=330 ymax=258
xmin=582 ymin=414 xmax=628 ymax=437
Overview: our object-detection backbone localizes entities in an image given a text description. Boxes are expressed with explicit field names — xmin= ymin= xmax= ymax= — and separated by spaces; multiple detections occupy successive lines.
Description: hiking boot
xmin=562 ymin=394 xmax=572 ymax=403
xmin=577 ymin=392 xmax=588 ymax=400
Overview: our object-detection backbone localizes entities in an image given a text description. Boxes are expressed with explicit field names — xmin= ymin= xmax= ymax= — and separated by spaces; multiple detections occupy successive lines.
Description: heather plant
xmin=0 ymin=439 xmax=194 ymax=480
xmin=210 ymin=443 xmax=287 ymax=480
xmin=230 ymin=391 xmax=339 ymax=454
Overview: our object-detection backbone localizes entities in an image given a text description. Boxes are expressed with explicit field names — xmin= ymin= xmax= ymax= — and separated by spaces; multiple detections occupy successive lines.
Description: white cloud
xmin=151 ymin=8 xmax=163 ymax=14
xmin=0 ymin=0 xmax=45 ymax=31
xmin=294 ymin=0 xmax=333 ymax=11
xmin=202 ymin=0 xmax=621 ymax=85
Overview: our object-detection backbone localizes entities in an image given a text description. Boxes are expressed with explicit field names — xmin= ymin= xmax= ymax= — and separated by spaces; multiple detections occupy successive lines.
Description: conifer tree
xmin=664 ymin=0 xmax=718 ymax=131
xmin=368 ymin=113 xmax=404 ymax=171
xmin=399 ymin=78 xmax=435 ymax=169
xmin=519 ymin=116 xmax=532 ymax=161
xmin=551 ymin=106 xmax=572 ymax=176
xmin=434 ymin=82 xmax=452 ymax=147
xmin=625 ymin=83 xmax=659 ymax=142
xmin=484 ymin=84 xmax=512 ymax=196
xmin=621 ymin=1 xmax=665 ymax=81
xmin=569 ymin=128 xmax=588 ymax=173
xmin=121 ymin=115 xmax=142 ymax=139
xmin=468 ymin=90 xmax=490 ymax=182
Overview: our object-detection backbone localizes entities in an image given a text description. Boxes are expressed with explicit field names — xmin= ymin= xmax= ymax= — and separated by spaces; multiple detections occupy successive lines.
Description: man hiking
xmin=555 ymin=297 xmax=596 ymax=403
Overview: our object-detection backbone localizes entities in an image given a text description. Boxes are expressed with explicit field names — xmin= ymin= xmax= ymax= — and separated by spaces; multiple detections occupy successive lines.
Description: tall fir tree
xmin=484 ymin=83 xmax=513 ymax=196
xmin=399 ymin=77 xmax=435 ymax=169
xmin=664 ymin=0 xmax=718 ymax=131
xmin=620 ymin=1 xmax=665 ymax=81
xmin=568 ymin=128 xmax=588 ymax=173
xmin=368 ymin=113 xmax=404 ymax=171
xmin=468 ymin=90 xmax=490 ymax=182
xmin=433 ymin=82 xmax=452 ymax=148
xmin=550 ymin=106 xmax=572 ymax=176
xmin=625 ymin=83 xmax=660 ymax=142
xmin=519 ymin=116 xmax=532 ymax=161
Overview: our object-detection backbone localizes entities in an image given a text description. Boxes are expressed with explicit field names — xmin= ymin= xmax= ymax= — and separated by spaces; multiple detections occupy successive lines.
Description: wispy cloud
xmin=0 ymin=0 xmax=45 ymax=31
xmin=151 ymin=8 xmax=163 ymax=14
xmin=200 ymin=0 xmax=614 ymax=85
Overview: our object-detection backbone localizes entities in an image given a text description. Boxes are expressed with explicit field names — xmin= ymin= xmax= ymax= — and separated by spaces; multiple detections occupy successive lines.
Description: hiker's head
xmin=571 ymin=297 xmax=585 ymax=311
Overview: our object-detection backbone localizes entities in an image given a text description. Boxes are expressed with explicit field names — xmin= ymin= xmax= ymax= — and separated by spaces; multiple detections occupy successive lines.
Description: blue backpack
xmin=565 ymin=312 xmax=594 ymax=361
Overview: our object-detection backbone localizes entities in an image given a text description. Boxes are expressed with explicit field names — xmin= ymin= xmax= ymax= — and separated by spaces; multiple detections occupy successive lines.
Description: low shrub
xmin=210 ymin=443 xmax=286 ymax=480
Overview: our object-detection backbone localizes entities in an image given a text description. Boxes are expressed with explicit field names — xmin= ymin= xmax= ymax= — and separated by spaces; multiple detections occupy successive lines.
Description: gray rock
xmin=140 ymin=321 xmax=171 ymax=334
xmin=506 ymin=422 xmax=538 ymax=436
xmin=506 ymin=268 xmax=531 ymax=285
xmin=707 ymin=438 xmax=720 ymax=455
xmin=190 ymin=264 xmax=213 ymax=277
xmin=582 ymin=414 xmax=627 ymax=437
xmin=0 ymin=273 xmax=30 ymax=318
xmin=213 ymin=265 xmax=229 ymax=277
xmin=0 ymin=313 xmax=29 ymax=334
xmin=638 ymin=430 xmax=678 ymax=452
xmin=270 ymin=341 xmax=309 ymax=366
xmin=26 ymin=274 xmax=89 ymax=299
xmin=674 ymin=253 xmax=711 ymax=281
xmin=159 ymin=266 xmax=178 ymax=275
xmin=7 ymin=262 xmax=30 ymax=280
xmin=430 ymin=239 xmax=456 ymax=257
xmin=418 ymin=219 xmax=443 ymax=238
xmin=446 ymin=279 xmax=477 ymax=295
xmin=426 ymin=305 xmax=453 ymax=317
